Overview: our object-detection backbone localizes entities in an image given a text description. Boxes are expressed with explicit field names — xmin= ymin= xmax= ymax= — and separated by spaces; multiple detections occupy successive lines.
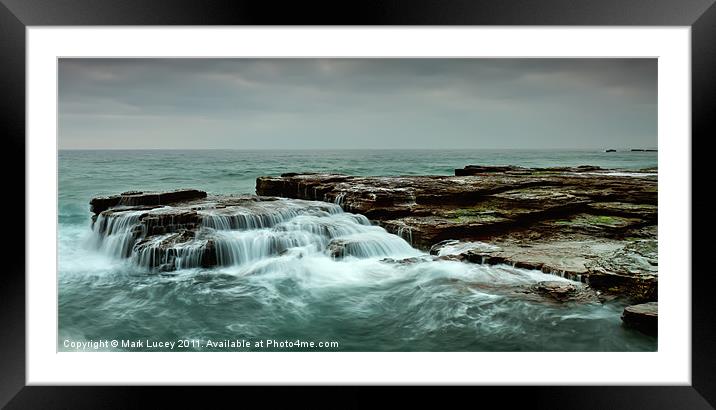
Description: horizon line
xmin=58 ymin=147 xmax=659 ymax=151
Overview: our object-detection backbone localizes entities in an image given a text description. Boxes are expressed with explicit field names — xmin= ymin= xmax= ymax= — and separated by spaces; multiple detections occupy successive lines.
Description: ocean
xmin=58 ymin=149 xmax=658 ymax=351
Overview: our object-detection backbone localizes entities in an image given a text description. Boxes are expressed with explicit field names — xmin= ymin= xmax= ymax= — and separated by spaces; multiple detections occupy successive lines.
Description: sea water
xmin=58 ymin=149 xmax=657 ymax=351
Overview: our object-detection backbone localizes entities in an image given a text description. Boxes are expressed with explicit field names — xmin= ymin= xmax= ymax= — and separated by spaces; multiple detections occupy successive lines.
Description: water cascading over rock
xmin=90 ymin=192 xmax=419 ymax=271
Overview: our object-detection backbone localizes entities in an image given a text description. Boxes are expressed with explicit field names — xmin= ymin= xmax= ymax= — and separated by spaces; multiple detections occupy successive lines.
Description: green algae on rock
xmin=256 ymin=165 xmax=658 ymax=302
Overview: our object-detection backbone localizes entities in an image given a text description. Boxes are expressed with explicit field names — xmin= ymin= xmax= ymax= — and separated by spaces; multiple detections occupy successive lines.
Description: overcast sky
xmin=58 ymin=58 xmax=657 ymax=150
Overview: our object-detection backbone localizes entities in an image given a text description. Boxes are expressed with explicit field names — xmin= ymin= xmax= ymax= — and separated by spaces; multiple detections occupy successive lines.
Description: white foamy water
xmin=89 ymin=199 xmax=423 ymax=270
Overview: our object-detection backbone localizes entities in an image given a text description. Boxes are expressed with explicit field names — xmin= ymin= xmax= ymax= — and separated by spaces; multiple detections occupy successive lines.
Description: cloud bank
xmin=59 ymin=58 xmax=657 ymax=150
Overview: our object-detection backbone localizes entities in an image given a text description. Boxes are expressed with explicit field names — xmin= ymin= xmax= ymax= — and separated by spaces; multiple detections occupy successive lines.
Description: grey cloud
xmin=58 ymin=58 xmax=657 ymax=149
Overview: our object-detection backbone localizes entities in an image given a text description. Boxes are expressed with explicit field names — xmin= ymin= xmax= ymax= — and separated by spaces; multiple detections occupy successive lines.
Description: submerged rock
xmin=327 ymin=239 xmax=350 ymax=259
xmin=430 ymin=238 xmax=657 ymax=302
xmin=528 ymin=281 xmax=600 ymax=303
xmin=380 ymin=256 xmax=436 ymax=265
xmin=462 ymin=278 xmax=600 ymax=306
xmin=621 ymin=302 xmax=658 ymax=335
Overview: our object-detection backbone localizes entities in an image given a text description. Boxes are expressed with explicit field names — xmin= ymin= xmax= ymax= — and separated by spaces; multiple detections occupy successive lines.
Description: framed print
xmin=2 ymin=0 xmax=714 ymax=407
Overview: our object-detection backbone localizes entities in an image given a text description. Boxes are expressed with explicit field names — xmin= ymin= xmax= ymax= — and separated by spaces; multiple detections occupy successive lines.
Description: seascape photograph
xmin=58 ymin=58 xmax=658 ymax=352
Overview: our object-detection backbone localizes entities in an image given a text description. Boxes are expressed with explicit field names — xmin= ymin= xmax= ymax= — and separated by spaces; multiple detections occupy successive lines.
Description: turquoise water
xmin=59 ymin=149 xmax=657 ymax=351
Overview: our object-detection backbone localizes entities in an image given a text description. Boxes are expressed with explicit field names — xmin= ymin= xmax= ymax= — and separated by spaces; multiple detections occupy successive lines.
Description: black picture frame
xmin=2 ymin=0 xmax=713 ymax=408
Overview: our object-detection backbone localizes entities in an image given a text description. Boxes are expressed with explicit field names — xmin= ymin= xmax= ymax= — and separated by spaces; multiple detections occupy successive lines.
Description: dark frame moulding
xmin=1 ymin=0 xmax=713 ymax=408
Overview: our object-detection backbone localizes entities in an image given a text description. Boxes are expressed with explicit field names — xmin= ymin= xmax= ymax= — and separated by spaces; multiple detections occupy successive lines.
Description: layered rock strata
xmin=256 ymin=166 xmax=658 ymax=302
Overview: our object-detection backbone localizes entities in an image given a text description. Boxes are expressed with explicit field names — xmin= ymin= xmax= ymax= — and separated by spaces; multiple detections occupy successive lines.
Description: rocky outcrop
xmin=256 ymin=167 xmax=656 ymax=246
xmin=90 ymin=189 xmax=207 ymax=214
xmin=455 ymin=164 xmax=604 ymax=176
xmin=621 ymin=302 xmax=658 ymax=335
xmin=89 ymin=191 xmax=341 ymax=271
xmin=255 ymin=165 xmax=657 ymax=302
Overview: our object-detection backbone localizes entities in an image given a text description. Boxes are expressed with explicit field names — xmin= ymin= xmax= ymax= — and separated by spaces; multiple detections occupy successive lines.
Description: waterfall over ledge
xmin=90 ymin=193 xmax=420 ymax=271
